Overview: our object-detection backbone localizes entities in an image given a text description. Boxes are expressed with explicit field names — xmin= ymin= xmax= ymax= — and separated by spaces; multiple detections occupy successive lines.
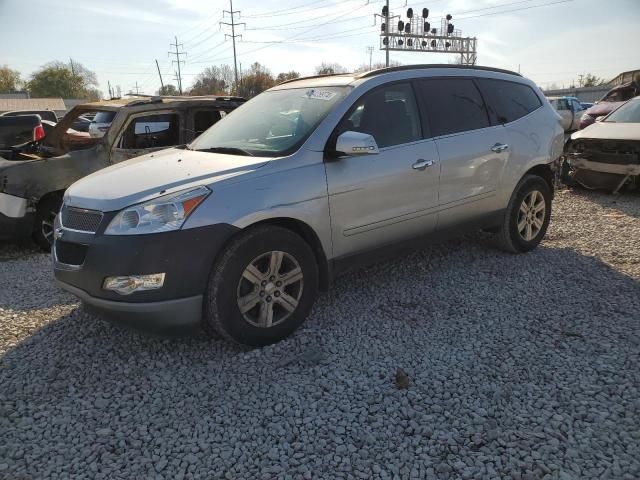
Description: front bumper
xmin=0 ymin=211 xmax=34 ymax=240
xmin=53 ymin=220 xmax=239 ymax=331
xmin=56 ymin=280 xmax=203 ymax=332
xmin=0 ymin=192 xmax=34 ymax=240
xmin=569 ymin=157 xmax=640 ymax=176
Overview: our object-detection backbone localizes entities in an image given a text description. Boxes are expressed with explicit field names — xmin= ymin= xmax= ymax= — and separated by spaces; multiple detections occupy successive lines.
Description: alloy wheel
xmin=41 ymin=211 xmax=58 ymax=246
xmin=236 ymin=250 xmax=304 ymax=328
xmin=517 ymin=190 xmax=546 ymax=241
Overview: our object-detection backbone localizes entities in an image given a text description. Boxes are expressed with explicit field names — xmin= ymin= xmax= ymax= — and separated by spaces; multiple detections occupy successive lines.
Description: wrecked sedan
xmin=564 ymin=96 xmax=640 ymax=192
xmin=579 ymin=81 xmax=640 ymax=130
xmin=0 ymin=95 xmax=244 ymax=250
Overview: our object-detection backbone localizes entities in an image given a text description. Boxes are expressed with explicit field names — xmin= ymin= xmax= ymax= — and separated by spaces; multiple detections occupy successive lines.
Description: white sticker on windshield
xmin=303 ymin=89 xmax=336 ymax=101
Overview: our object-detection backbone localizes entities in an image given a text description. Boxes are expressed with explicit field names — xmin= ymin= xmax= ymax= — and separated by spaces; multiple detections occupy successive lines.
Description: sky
xmin=1 ymin=0 xmax=639 ymax=98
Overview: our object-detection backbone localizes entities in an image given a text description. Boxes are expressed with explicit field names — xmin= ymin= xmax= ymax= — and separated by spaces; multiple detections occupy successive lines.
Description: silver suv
xmin=53 ymin=65 xmax=564 ymax=346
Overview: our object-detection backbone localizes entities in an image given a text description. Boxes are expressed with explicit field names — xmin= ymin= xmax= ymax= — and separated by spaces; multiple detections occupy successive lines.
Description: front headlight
xmin=104 ymin=186 xmax=210 ymax=235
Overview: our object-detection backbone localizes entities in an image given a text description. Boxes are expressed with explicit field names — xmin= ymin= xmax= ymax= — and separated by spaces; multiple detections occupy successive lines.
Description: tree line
xmin=0 ymin=61 xmax=101 ymax=100
xmin=0 ymin=60 xmax=397 ymax=101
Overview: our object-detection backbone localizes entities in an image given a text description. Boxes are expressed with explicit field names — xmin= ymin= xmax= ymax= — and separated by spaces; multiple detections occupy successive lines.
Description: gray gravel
xmin=1 ymin=189 xmax=639 ymax=480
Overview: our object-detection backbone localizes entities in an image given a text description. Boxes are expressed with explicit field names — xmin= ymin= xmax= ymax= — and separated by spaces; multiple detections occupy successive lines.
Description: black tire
xmin=496 ymin=174 xmax=552 ymax=253
xmin=33 ymin=195 xmax=63 ymax=252
xmin=203 ymin=225 xmax=319 ymax=347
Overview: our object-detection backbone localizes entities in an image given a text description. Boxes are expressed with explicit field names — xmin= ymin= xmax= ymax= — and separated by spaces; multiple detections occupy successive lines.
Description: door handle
xmin=491 ymin=143 xmax=509 ymax=153
xmin=412 ymin=159 xmax=434 ymax=171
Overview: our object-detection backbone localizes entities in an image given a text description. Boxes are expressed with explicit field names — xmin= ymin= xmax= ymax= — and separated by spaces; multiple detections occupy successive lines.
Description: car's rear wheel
xmin=496 ymin=174 xmax=552 ymax=253
xmin=33 ymin=195 xmax=62 ymax=252
xmin=203 ymin=225 xmax=319 ymax=347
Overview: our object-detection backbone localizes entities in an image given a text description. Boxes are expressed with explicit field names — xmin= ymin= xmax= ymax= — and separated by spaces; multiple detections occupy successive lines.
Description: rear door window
xmin=416 ymin=78 xmax=490 ymax=137
xmin=120 ymin=113 xmax=180 ymax=149
xmin=477 ymin=78 xmax=542 ymax=124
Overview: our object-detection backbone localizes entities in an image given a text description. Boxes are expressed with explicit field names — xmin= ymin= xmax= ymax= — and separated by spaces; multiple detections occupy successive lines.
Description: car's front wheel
xmin=496 ymin=174 xmax=552 ymax=253
xmin=33 ymin=195 xmax=62 ymax=252
xmin=203 ymin=225 xmax=319 ymax=347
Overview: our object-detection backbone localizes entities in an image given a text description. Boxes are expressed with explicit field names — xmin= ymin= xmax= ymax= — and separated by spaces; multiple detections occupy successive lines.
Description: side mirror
xmin=335 ymin=131 xmax=379 ymax=156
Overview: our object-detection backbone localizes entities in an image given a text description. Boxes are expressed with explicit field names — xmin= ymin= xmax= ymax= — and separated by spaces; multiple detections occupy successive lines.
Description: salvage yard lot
xmin=1 ymin=189 xmax=639 ymax=479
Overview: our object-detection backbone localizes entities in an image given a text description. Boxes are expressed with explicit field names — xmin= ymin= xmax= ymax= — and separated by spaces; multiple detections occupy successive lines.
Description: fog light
xmin=103 ymin=273 xmax=165 ymax=295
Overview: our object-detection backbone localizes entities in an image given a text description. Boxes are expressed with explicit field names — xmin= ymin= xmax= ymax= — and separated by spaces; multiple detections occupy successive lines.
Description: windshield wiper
xmin=191 ymin=146 xmax=254 ymax=156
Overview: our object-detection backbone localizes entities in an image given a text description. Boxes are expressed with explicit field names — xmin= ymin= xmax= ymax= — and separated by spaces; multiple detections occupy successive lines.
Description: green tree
xmin=0 ymin=65 xmax=22 ymax=93
xmin=275 ymin=71 xmax=300 ymax=83
xmin=583 ymin=73 xmax=605 ymax=87
xmin=234 ymin=63 xmax=275 ymax=98
xmin=158 ymin=84 xmax=179 ymax=95
xmin=28 ymin=60 xmax=100 ymax=99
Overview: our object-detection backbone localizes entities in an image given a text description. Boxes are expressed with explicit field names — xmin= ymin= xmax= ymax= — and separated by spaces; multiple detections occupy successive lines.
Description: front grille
xmin=574 ymin=139 xmax=640 ymax=165
xmin=60 ymin=206 xmax=103 ymax=233
xmin=55 ymin=241 xmax=88 ymax=266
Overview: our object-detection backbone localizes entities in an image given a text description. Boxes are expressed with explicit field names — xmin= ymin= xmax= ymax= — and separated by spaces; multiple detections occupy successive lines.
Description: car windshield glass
xmin=605 ymin=98 xmax=640 ymax=123
xmin=189 ymin=86 xmax=351 ymax=157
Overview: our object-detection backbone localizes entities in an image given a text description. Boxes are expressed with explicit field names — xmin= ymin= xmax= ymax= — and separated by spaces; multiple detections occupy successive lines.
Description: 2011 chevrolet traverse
xmin=53 ymin=65 xmax=564 ymax=346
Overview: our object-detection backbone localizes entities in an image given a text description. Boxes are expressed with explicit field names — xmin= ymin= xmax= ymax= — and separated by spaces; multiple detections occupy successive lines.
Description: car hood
xmin=571 ymin=121 xmax=640 ymax=141
xmin=585 ymin=101 xmax=625 ymax=117
xmin=65 ymin=147 xmax=270 ymax=212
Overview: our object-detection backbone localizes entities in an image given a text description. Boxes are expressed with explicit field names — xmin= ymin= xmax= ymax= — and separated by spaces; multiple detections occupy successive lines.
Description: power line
xmin=366 ymin=46 xmax=374 ymax=70
xmin=242 ymin=0 xmax=333 ymax=18
xmin=455 ymin=0 xmax=576 ymax=20
xmin=220 ymin=0 xmax=245 ymax=88
xmin=168 ymin=36 xmax=187 ymax=94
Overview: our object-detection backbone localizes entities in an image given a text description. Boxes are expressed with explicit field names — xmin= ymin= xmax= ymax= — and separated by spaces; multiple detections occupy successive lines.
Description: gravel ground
xmin=1 ymin=189 xmax=639 ymax=480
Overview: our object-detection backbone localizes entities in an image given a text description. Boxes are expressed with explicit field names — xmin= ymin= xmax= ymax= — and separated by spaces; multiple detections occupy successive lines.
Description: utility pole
xmin=578 ymin=74 xmax=584 ymax=88
xmin=69 ymin=57 xmax=75 ymax=75
xmin=155 ymin=59 xmax=165 ymax=93
xmin=366 ymin=46 xmax=374 ymax=70
xmin=385 ymin=0 xmax=390 ymax=67
xmin=221 ymin=0 xmax=246 ymax=89
xmin=169 ymin=36 xmax=186 ymax=95
xmin=132 ymin=81 xmax=140 ymax=95
xmin=108 ymin=81 xmax=112 ymax=99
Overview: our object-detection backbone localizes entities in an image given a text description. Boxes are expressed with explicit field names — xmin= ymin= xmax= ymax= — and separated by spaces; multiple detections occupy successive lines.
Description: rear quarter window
xmin=477 ymin=78 xmax=542 ymax=124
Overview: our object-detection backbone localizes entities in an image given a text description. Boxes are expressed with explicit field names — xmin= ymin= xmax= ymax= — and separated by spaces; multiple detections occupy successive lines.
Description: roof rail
xmin=277 ymin=73 xmax=354 ymax=86
xmin=356 ymin=64 xmax=522 ymax=79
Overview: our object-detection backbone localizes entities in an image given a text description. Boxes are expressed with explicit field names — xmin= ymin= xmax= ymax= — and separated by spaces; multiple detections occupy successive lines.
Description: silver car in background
xmin=53 ymin=65 xmax=564 ymax=346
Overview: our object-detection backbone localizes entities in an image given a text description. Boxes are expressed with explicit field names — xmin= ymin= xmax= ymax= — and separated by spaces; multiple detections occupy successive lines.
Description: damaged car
xmin=0 ymin=95 xmax=245 ymax=250
xmin=579 ymin=80 xmax=640 ymax=130
xmin=563 ymin=96 xmax=640 ymax=193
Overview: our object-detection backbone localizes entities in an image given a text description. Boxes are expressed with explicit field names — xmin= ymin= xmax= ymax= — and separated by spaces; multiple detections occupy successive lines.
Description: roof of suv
xmin=276 ymin=64 xmax=522 ymax=89
xmin=77 ymin=95 xmax=246 ymax=110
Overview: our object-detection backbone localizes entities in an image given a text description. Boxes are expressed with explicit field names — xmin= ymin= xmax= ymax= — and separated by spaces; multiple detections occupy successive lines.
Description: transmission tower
xmin=169 ymin=36 xmax=187 ymax=94
xmin=221 ymin=0 xmax=246 ymax=89
xmin=375 ymin=7 xmax=477 ymax=65
xmin=366 ymin=46 xmax=374 ymax=70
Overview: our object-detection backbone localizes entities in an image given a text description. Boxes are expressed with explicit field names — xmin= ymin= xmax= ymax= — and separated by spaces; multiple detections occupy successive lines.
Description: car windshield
xmin=189 ymin=86 xmax=351 ymax=157
xmin=605 ymin=98 xmax=640 ymax=123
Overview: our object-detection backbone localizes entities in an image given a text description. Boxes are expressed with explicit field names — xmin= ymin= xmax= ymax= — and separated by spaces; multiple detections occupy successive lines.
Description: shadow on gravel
xmin=1 ymin=233 xmax=639 ymax=478
xmin=0 ymin=239 xmax=41 ymax=262
xmin=566 ymin=187 xmax=640 ymax=219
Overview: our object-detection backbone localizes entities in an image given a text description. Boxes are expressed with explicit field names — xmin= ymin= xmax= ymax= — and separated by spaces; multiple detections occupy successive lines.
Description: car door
xmin=551 ymin=99 xmax=572 ymax=131
xmin=324 ymin=82 xmax=440 ymax=259
xmin=570 ymin=99 xmax=584 ymax=129
xmin=415 ymin=77 xmax=510 ymax=229
xmin=110 ymin=111 xmax=183 ymax=163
